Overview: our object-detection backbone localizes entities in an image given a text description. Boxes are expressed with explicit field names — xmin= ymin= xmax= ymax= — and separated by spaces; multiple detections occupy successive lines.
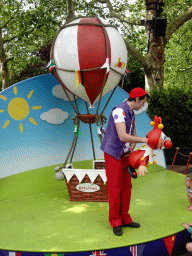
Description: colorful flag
xmin=130 ymin=245 xmax=137 ymax=256
xmin=80 ymin=70 xmax=84 ymax=87
xmin=163 ymin=234 xmax=177 ymax=256
xmin=125 ymin=68 xmax=131 ymax=75
xmin=45 ymin=59 xmax=56 ymax=71
xmin=75 ymin=70 xmax=80 ymax=87
xmin=89 ymin=251 xmax=107 ymax=256
xmin=74 ymin=125 xmax=82 ymax=138
xmin=130 ymin=243 xmax=146 ymax=256
xmin=6 ymin=252 xmax=22 ymax=256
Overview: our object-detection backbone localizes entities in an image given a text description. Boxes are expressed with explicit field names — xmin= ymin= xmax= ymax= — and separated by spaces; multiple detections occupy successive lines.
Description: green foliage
xmin=164 ymin=21 xmax=192 ymax=88
xmin=147 ymin=85 xmax=192 ymax=147
xmin=0 ymin=0 xmax=191 ymax=92
xmin=0 ymin=0 xmax=66 ymax=88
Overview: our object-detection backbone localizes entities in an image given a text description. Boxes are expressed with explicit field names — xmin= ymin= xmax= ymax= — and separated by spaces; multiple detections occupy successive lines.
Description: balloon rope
xmin=100 ymin=85 xmax=118 ymax=115
xmin=73 ymin=94 xmax=79 ymax=114
xmin=62 ymin=129 xmax=78 ymax=168
xmin=62 ymin=22 xmax=117 ymax=30
xmin=55 ymin=66 xmax=124 ymax=77
xmin=85 ymin=102 xmax=96 ymax=160
xmin=69 ymin=134 xmax=78 ymax=164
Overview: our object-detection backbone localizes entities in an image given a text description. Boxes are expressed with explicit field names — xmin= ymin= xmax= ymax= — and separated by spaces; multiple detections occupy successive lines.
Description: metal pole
xmin=184 ymin=153 xmax=192 ymax=175
xmin=170 ymin=147 xmax=180 ymax=170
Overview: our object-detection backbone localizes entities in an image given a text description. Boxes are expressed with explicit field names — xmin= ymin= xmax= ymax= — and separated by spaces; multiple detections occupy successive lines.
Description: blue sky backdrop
xmin=0 ymin=74 xmax=166 ymax=178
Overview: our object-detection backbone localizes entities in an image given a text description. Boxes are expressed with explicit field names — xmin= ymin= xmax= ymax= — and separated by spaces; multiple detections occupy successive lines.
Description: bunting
xmin=45 ymin=59 xmax=56 ymax=72
xmin=163 ymin=234 xmax=177 ymax=256
xmin=130 ymin=243 xmax=146 ymax=256
xmin=121 ymin=68 xmax=131 ymax=88
xmin=75 ymin=70 xmax=84 ymax=87
xmin=90 ymin=251 xmax=107 ymax=256
xmin=74 ymin=125 xmax=83 ymax=138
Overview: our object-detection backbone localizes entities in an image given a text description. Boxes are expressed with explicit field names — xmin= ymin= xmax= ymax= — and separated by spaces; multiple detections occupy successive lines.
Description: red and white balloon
xmin=52 ymin=17 xmax=127 ymax=108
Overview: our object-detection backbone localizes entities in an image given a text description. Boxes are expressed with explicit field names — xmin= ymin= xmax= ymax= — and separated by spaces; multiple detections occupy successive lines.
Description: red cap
xmin=129 ymin=87 xmax=147 ymax=99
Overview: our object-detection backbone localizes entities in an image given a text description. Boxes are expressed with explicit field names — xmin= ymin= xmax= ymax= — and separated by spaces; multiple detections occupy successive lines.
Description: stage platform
xmin=0 ymin=161 xmax=192 ymax=255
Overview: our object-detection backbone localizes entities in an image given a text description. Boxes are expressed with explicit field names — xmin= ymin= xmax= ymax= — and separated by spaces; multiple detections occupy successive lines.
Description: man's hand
xmin=181 ymin=223 xmax=190 ymax=229
xmin=137 ymin=165 xmax=148 ymax=176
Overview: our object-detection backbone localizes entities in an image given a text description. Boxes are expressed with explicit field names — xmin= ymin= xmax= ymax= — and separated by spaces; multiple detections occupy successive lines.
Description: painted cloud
xmin=52 ymin=84 xmax=77 ymax=101
xmin=40 ymin=108 xmax=69 ymax=124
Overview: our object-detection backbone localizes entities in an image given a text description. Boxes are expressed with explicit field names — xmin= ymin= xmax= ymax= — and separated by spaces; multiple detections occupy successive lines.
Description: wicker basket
xmin=62 ymin=161 xmax=108 ymax=202
xmin=78 ymin=114 xmax=103 ymax=124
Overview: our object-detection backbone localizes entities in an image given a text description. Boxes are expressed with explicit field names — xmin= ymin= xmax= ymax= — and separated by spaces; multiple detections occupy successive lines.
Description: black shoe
xmin=128 ymin=165 xmax=137 ymax=179
xmin=113 ymin=226 xmax=123 ymax=236
xmin=121 ymin=222 xmax=140 ymax=228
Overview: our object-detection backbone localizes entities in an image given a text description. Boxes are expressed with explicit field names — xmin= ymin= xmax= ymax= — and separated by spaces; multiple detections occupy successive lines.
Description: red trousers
xmin=104 ymin=152 xmax=132 ymax=227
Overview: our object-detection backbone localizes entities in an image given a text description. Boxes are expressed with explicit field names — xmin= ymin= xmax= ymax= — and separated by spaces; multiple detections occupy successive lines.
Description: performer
xmin=100 ymin=87 xmax=152 ymax=236
xmin=127 ymin=116 xmax=172 ymax=179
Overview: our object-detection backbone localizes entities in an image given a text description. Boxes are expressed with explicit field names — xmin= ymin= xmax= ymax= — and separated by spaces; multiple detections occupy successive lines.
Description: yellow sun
xmin=0 ymin=86 xmax=42 ymax=133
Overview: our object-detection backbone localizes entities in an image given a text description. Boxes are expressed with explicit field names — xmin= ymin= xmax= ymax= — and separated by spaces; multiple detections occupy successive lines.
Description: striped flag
xmin=90 ymin=251 xmax=107 ymax=256
xmin=130 ymin=243 xmax=146 ymax=256
xmin=130 ymin=245 xmax=137 ymax=256
xmin=1 ymin=252 xmax=22 ymax=256
xmin=45 ymin=59 xmax=56 ymax=71
xmin=74 ymin=125 xmax=83 ymax=138
xmin=80 ymin=70 xmax=84 ymax=87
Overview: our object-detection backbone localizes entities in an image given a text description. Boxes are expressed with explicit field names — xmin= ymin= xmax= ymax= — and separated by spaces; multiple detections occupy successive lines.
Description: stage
xmin=0 ymin=161 xmax=191 ymax=255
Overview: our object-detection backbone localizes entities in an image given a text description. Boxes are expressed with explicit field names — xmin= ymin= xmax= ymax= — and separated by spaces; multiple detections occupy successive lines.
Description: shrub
xmin=147 ymin=85 xmax=192 ymax=148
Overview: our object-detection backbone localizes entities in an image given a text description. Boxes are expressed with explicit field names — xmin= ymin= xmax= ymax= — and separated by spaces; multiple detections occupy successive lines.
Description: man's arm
xmin=129 ymin=127 xmax=137 ymax=150
xmin=115 ymin=123 xmax=148 ymax=144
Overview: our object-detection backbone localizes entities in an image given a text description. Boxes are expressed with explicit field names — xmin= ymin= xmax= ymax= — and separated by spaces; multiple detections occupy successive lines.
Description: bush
xmin=147 ymin=85 xmax=192 ymax=148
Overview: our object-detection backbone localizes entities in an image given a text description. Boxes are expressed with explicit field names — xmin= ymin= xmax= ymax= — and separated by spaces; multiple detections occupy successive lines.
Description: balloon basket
xmin=78 ymin=114 xmax=103 ymax=124
xmin=62 ymin=160 xmax=108 ymax=202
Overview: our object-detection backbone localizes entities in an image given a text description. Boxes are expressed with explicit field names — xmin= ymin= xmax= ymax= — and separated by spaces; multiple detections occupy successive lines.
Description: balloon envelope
xmin=52 ymin=17 xmax=127 ymax=107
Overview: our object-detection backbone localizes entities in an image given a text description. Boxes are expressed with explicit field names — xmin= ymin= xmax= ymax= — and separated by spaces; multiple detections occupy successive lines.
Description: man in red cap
xmin=101 ymin=87 xmax=164 ymax=236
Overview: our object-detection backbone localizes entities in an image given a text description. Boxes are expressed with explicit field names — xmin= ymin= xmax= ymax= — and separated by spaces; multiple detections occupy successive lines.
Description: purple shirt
xmin=100 ymin=101 xmax=135 ymax=160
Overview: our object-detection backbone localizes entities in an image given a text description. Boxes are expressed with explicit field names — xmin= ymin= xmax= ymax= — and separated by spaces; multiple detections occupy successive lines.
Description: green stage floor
xmin=0 ymin=162 xmax=191 ymax=253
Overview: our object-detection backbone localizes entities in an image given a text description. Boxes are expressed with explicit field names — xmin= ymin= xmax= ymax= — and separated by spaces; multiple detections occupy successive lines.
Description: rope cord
xmin=178 ymin=152 xmax=192 ymax=158
xmin=55 ymin=65 xmax=124 ymax=77
xmin=85 ymin=102 xmax=96 ymax=160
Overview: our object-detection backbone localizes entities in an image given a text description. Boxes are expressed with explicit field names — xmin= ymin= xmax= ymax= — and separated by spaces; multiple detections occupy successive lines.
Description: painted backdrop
xmin=0 ymin=74 xmax=166 ymax=178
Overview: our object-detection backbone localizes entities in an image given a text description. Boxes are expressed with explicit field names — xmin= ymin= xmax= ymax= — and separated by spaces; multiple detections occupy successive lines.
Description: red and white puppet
xmin=127 ymin=116 xmax=172 ymax=178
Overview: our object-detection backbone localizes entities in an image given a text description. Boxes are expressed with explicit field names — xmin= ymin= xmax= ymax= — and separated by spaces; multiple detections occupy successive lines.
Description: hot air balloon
xmin=50 ymin=16 xmax=128 ymax=201
xmin=50 ymin=16 xmax=127 ymax=110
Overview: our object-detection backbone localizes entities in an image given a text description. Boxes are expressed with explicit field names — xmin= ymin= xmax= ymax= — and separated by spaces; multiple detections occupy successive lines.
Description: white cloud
xmin=40 ymin=108 xmax=69 ymax=125
xmin=52 ymin=84 xmax=77 ymax=102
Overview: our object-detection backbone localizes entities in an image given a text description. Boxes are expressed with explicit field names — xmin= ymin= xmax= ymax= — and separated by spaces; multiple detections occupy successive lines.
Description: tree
xmin=68 ymin=0 xmax=192 ymax=91
xmin=0 ymin=0 xmax=66 ymax=91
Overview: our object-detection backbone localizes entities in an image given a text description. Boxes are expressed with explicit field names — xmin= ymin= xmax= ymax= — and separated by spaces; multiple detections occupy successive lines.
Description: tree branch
xmin=97 ymin=0 xmax=144 ymax=26
xmin=66 ymin=0 xmax=76 ymax=22
xmin=165 ymin=7 xmax=192 ymax=45
xmin=124 ymin=39 xmax=148 ymax=68
xmin=0 ymin=16 xmax=14 ymax=30
xmin=3 ymin=26 xmax=39 ymax=44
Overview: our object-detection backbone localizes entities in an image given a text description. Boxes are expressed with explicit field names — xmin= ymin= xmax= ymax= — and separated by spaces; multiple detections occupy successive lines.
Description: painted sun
xmin=0 ymin=86 xmax=42 ymax=133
